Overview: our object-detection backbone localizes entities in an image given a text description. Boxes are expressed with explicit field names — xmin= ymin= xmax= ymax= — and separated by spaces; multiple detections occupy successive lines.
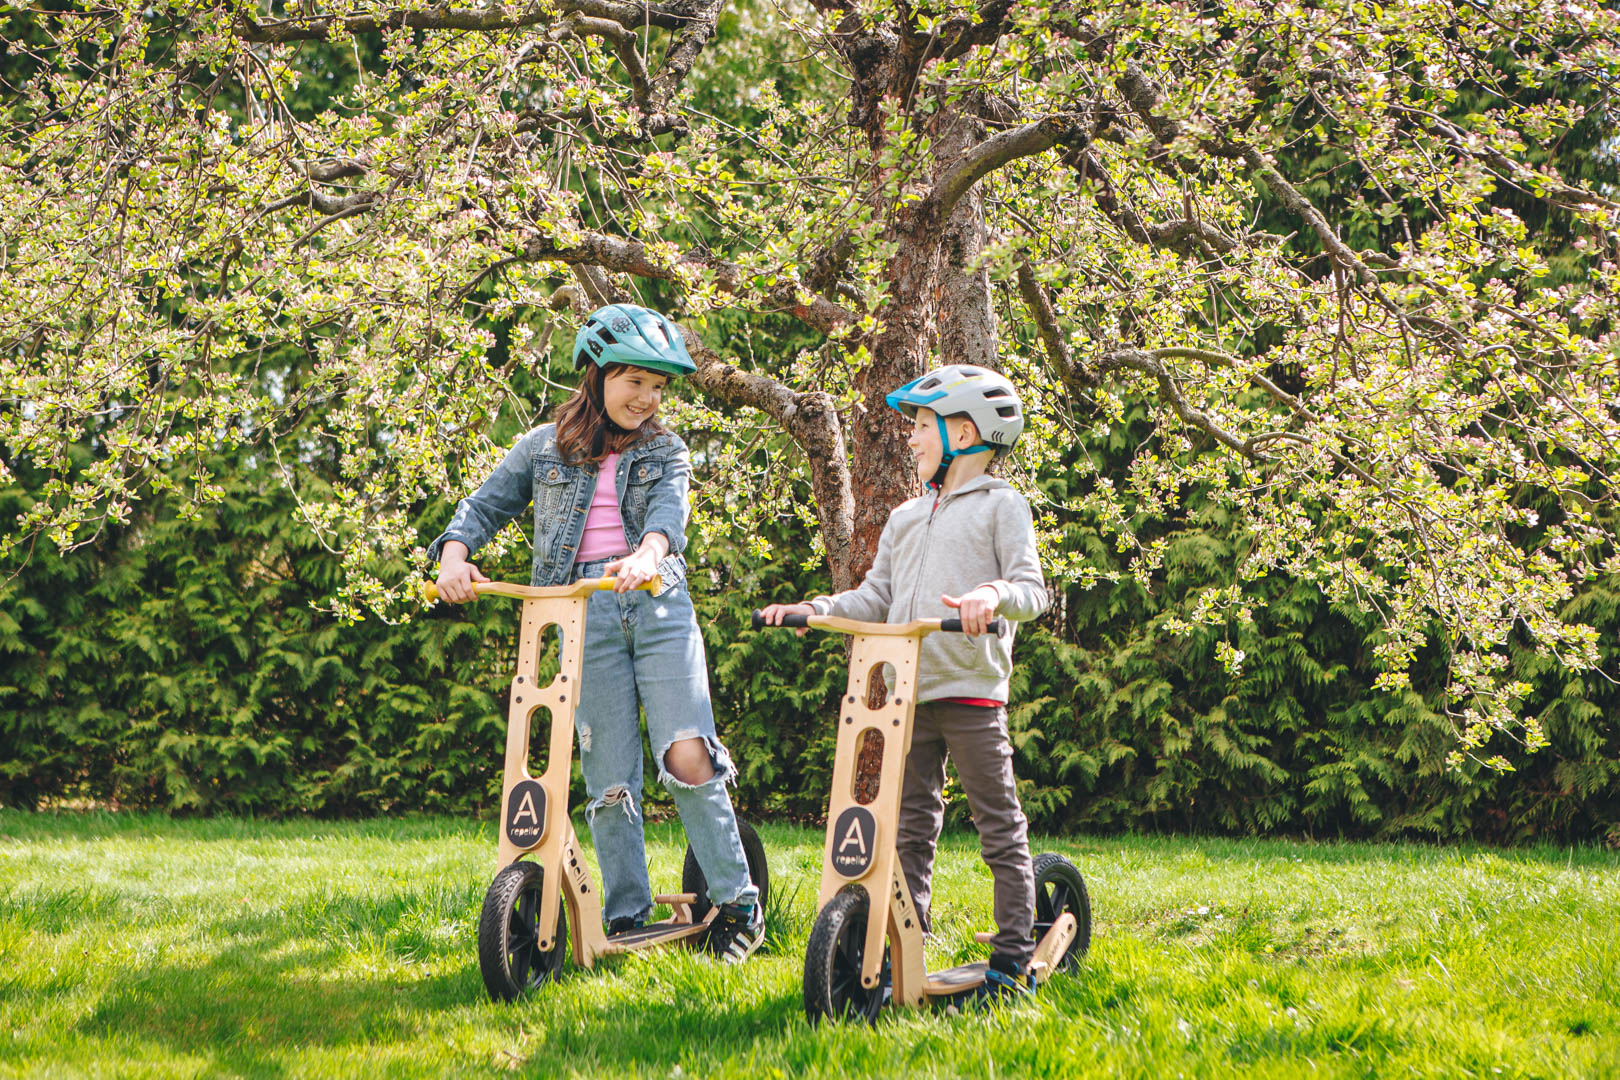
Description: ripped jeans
xmin=571 ymin=558 xmax=757 ymax=924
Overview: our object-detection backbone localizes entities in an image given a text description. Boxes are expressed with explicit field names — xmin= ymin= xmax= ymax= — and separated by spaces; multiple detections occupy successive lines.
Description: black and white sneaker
xmin=967 ymin=957 xmax=1036 ymax=1010
xmin=706 ymin=900 xmax=764 ymax=963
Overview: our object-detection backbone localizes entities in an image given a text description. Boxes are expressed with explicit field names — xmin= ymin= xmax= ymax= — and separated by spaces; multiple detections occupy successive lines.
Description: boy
xmin=760 ymin=363 xmax=1049 ymax=1001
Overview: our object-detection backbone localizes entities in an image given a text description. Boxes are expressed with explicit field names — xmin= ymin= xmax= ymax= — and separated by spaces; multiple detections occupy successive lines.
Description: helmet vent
xmin=982 ymin=387 xmax=1012 ymax=399
xmin=598 ymin=330 xmax=618 ymax=345
xmin=917 ymin=377 xmax=942 ymax=390
xmin=996 ymin=405 xmax=1019 ymax=418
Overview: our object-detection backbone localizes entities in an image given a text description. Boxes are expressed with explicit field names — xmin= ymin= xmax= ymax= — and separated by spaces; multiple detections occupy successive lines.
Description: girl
xmin=429 ymin=303 xmax=763 ymax=962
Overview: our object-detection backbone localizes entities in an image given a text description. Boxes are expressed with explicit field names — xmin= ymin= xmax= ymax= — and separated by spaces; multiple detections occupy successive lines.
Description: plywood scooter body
xmin=431 ymin=577 xmax=716 ymax=971
xmin=794 ymin=614 xmax=1079 ymax=1004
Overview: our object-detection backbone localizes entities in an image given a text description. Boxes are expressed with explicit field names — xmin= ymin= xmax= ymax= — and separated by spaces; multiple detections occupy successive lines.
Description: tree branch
xmin=1399 ymin=106 xmax=1620 ymax=214
xmin=929 ymin=112 xmax=1090 ymax=223
xmin=554 ymin=11 xmax=652 ymax=112
xmin=1014 ymin=254 xmax=1082 ymax=383
xmin=649 ymin=0 xmax=726 ymax=113
xmin=523 ymin=232 xmax=855 ymax=334
xmin=1240 ymin=147 xmax=1380 ymax=286
xmin=232 ymin=0 xmax=688 ymax=42
xmin=1063 ymin=147 xmax=1239 ymax=256
xmin=681 ymin=335 xmax=857 ymax=587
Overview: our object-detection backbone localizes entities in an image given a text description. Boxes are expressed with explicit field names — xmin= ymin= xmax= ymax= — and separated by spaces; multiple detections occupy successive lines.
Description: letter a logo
xmin=829 ymin=806 xmax=877 ymax=878
xmin=505 ymin=780 xmax=548 ymax=848
xmin=839 ymin=818 xmax=867 ymax=856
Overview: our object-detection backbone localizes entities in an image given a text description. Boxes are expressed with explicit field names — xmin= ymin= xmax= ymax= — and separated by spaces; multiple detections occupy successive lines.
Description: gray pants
xmin=896 ymin=701 xmax=1035 ymax=968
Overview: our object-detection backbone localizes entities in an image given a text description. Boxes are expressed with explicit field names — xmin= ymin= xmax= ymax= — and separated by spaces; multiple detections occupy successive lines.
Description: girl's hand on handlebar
xmin=605 ymin=546 xmax=661 ymax=593
xmin=942 ymin=586 xmax=1000 ymax=637
xmin=759 ymin=602 xmax=815 ymax=636
xmin=436 ymin=556 xmax=489 ymax=604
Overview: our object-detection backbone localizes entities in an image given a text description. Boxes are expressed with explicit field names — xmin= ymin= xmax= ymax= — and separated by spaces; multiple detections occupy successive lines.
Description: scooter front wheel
xmin=803 ymin=887 xmax=888 ymax=1025
xmin=1032 ymin=852 xmax=1091 ymax=972
xmin=478 ymin=860 xmax=568 ymax=1002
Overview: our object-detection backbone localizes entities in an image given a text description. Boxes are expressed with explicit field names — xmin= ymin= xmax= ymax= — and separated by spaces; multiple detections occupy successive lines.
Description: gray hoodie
xmin=808 ymin=474 xmax=1049 ymax=703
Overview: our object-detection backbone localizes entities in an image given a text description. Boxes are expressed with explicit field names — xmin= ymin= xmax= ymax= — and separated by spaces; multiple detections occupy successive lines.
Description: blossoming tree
xmin=3 ymin=0 xmax=1617 ymax=768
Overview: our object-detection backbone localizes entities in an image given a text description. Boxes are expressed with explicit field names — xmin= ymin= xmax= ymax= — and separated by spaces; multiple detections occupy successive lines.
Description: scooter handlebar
xmin=423 ymin=576 xmax=658 ymax=604
xmin=751 ymin=610 xmax=1005 ymax=635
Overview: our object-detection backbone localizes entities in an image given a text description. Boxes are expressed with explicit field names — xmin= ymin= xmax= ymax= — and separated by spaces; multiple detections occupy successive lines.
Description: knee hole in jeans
xmin=661 ymin=735 xmax=717 ymax=787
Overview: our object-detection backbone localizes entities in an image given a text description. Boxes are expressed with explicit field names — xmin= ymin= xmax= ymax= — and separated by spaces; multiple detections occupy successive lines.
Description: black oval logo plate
xmin=504 ymin=780 xmax=548 ymax=849
xmin=830 ymin=806 xmax=877 ymax=878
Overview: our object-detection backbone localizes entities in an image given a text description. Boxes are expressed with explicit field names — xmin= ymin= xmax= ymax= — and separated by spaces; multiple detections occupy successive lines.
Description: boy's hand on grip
xmin=759 ymin=602 xmax=815 ymax=636
xmin=942 ymin=586 xmax=1000 ymax=637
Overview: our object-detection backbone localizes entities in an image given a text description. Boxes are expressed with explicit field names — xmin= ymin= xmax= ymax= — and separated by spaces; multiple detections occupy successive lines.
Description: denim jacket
xmin=426 ymin=423 xmax=691 ymax=587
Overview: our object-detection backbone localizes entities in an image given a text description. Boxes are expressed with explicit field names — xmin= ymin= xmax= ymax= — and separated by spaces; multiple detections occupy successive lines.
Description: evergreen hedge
xmin=3 ymin=440 xmax=1615 ymax=843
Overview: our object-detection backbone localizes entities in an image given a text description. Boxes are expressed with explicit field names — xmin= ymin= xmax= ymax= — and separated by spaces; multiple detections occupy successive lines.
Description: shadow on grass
xmin=70 ymin=889 xmax=481 ymax=1075
xmin=61 ymin=874 xmax=811 ymax=1076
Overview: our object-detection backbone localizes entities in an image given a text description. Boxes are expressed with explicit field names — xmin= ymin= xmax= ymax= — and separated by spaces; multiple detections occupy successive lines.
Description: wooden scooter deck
xmin=923 ymin=961 xmax=989 ymax=996
xmin=598 ymin=919 xmax=711 ymax=954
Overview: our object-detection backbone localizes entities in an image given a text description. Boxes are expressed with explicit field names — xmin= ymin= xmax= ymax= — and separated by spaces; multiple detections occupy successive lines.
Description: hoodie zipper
xmin=906 ymin=490 xmax=948 ymax=621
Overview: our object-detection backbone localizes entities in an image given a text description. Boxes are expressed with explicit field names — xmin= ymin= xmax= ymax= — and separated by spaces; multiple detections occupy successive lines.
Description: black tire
xmin=1032 ymin=852 xmax=1091 ymax=973
xmin=803 ymin=887 xmax=889 ymax=1026
xmin=681 ymin=818 xmax=770 ymax=923
xmin=477 ymin=860 xmax=568 ymax=1002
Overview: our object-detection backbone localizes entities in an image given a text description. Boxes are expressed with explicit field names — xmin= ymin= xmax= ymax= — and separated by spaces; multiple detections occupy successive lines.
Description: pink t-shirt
xmin=576 ymin=453 xmax=632 ymax=563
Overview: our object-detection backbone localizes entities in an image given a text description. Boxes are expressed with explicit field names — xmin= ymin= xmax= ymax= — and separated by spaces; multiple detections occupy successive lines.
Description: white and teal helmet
xmin=886 ymin=364 xmax=1025 ymax=489
xmin=572 ymin=303 xmax=696 ymax=378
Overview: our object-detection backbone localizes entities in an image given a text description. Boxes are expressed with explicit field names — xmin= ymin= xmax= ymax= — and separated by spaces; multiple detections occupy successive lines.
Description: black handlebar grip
xmin=941 ymin=618 xmax=1007 ymax=635
xmin=752 ymin=610 xmax=812 ymax=629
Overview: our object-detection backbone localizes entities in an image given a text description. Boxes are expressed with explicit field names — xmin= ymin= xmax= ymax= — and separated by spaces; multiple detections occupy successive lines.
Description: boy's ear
xmin=957 ymin=417 xmax=981 ymax=448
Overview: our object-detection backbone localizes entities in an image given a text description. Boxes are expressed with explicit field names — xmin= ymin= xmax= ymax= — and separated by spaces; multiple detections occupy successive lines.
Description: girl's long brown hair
xmin=554 ymin=362 xmax=668 ymax=464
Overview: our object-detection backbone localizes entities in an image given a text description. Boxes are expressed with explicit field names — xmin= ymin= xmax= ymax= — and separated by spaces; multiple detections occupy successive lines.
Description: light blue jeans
xmin=571 ymin=558 xmax=757 ymax=924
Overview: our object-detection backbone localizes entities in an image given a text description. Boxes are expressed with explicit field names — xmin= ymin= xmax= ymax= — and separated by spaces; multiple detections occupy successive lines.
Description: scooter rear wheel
xmin=681 ymin=818 xmax=770 ymax=922
xmin=478 ymin=860 xmax=568 ymax=1002
xmin=804 ymin=887 xmax=888 ymax=1025
xmin=1032 ymin=852 xmax=1091 ymax=972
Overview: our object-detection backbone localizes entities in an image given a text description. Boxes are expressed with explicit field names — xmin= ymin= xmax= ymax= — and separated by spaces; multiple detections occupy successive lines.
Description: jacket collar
xmin=937 ymin=473 xmax=1008 ymax=501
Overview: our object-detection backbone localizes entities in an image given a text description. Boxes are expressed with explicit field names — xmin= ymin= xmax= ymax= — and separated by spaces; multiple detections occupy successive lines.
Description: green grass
xmin=1 ymin=812 xmax=1616 ymax=1078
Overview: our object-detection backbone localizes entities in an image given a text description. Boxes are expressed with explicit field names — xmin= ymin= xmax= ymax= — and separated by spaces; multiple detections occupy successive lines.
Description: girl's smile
xmin=603 ymin=367 xmax=668 ymax=429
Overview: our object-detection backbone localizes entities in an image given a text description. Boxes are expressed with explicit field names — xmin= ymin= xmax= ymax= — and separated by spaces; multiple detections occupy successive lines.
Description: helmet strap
xmin=927 ymin=414 xmax=991 ymax=491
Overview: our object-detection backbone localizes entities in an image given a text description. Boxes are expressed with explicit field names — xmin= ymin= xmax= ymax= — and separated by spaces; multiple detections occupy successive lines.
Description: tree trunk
xmin=844 ymin=102 xmax=998 ymax=583
xmin=935 ymin=111 xmax=998 ymax=369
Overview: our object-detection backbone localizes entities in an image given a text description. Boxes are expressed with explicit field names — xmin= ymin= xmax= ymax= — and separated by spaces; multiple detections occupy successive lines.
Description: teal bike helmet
xmin=572 ymin=303 xmax=697 ymax=378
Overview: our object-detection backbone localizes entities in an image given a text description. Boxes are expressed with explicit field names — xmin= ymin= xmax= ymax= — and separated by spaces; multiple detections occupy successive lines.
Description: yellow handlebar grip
xmin=596 ymin=575 xmax=663 ymax=594
xmin=422 ymin=581 xmax=441 ymax=604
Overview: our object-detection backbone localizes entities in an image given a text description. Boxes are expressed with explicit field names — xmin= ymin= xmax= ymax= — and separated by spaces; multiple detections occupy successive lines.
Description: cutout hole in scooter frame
xmin=852 ymin=728 xmax=885 ymax=805
xmin=526 ymin=621 xmax=564 ymax=687
xmin=862 ymin=661 xmax=897 ymax=710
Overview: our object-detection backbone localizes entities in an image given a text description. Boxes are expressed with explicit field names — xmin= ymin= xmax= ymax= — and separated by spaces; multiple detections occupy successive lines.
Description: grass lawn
xmin=0 ymin=811 xmax=1616 ymax=1078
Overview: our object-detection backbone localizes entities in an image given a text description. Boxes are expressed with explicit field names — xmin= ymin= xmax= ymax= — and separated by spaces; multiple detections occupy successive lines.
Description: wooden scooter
xmin=425 ymin=576 xmax=769 ymax=1002
xmin=752 ymin=610 xmax=1090 ymax=1023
